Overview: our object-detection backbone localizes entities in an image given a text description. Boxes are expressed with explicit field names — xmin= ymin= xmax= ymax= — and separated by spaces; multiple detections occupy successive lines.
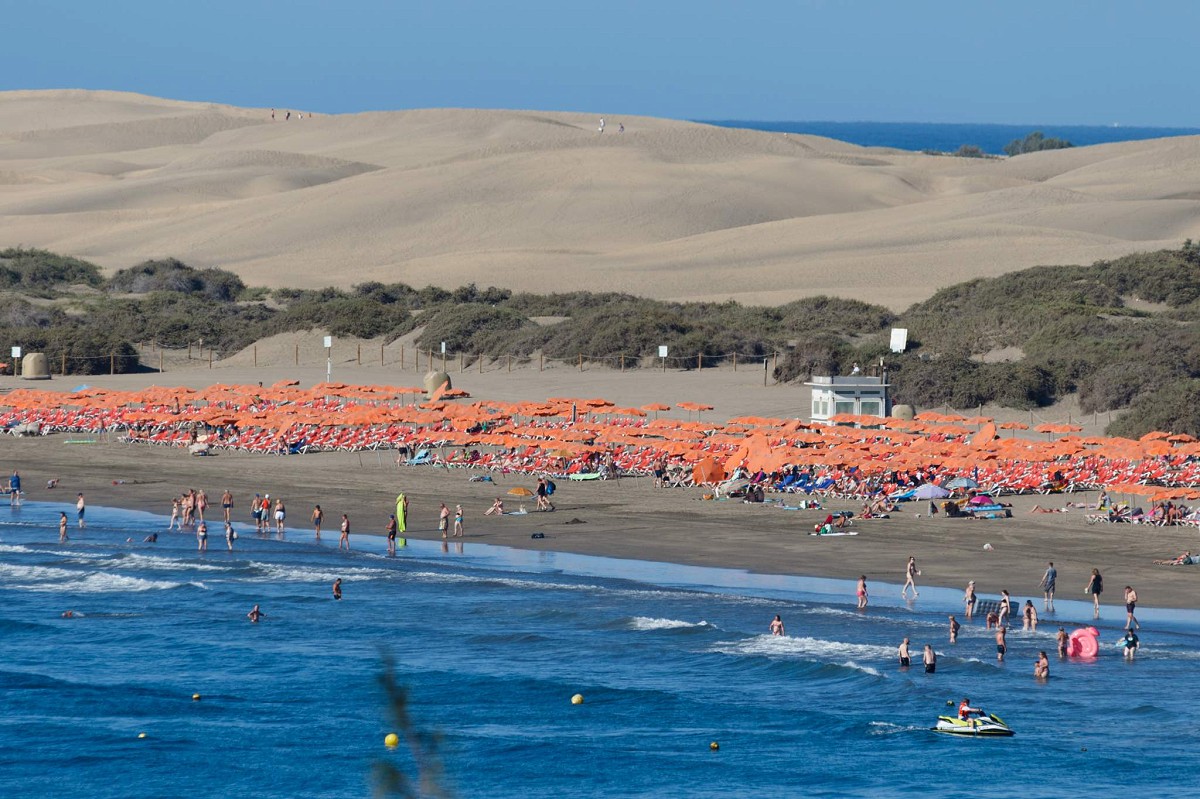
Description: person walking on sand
xmin=856 ymin=575 xmax=868 ymax=610
xmin=273 ymin=498 xmax=286 ymax=535
xmin=1085 ymin=568 xmax=1103 ymax=619
xmin=332 ymin=577 xmax=342 ymax=601
xmin=76 ymin=493 xmax=86 ymax=529
xmin=386 ymin=514 xmax=398 ymax=555
xmin=963 ymin=580 xmax=976 ymax=619
xmin=225 ymin=521 xmax=235 ymax=551
xmin=949 ymin=615 xmax=960 ymax=643
xmin=996 ymin=625 xmax=1008 ymax=662
xmin=339 ymin=514 xmax=350 ymax=550
xmin=770 ymin=615 xmax=785 ymax=636
xmin=1023 ymin=600 xmax=1038 ymax=631
xmin=197 ymin=521 xmax=208 ymax=553
xmin=59 ymin=512 xmax=68 ymax=543
xmin=902 ymin=556 xmax=919 ymax=599
xmin=312 ymin=504 xmax=323 ymax=540
xmin=221 ymin=489 xmax=233 ymax=523
xmin=1124 ymin=586 xmax=1140 ymax=630
xmin=923 ymin=644 xmax=936 ymax=674
xmin=9 ymin=470 xmax=20 ymax=506
xmin=453 ymin=504 xmax=464 ymax=537
xmin=898 ymin=638 xmax=911 ymax=668
xmin=1041 ymin=561 xmax=1057 ymax=611
xmin=438 ymin=503 xmax=450 ymax=538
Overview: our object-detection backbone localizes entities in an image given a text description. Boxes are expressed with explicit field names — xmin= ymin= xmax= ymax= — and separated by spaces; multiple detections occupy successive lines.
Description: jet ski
xmin=932 ymin=712 xmax=1014 ymax=737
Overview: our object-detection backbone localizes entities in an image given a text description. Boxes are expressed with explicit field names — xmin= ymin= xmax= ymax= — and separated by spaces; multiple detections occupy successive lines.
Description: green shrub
xmin=416 ymin=304 xmax=531 ymax=352
xmin=1107 ymin=379 xmax=1200 ymax=438
xmin=0 ymin=248 xmax=103 ymax=293
xmin=1003 ymin=131 xmax=1073 ymax=156
xmin=107 ymin=258 xmax=246 ymax=301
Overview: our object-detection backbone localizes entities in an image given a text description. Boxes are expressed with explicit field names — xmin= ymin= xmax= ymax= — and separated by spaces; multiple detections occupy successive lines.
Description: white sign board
xmin=441 ymin=341 xmax=447 ymax=355
xmin=323 ymin=336 xmax=333 ymax=349
xmin=889 ymin=328 xmax=908 ymax=354
xmin=658 ymin=346 xmax=669 ymax=358
xmin=10 ymin=346 xmax=20 ymax=358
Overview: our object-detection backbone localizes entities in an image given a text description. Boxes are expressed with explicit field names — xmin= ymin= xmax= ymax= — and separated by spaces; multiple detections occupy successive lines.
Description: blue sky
xmin=3 ymin=0 xmax=1197 ymax=125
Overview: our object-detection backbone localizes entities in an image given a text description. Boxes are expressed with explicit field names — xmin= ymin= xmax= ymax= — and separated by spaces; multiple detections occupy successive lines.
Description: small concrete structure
xmin=805 ymin=375 xmax=890 ymax=424
xmin=423 ymin=370 xmax=451 ymax=399
xmin=891 ymin=404 xmax=915 ymax=421
xmin=20 ymin=352 xmax=50 ymax=380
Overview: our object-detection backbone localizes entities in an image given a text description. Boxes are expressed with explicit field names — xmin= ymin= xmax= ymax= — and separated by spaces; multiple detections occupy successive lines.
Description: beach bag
xmin=546 ymin=480 xmax=556 ymax=496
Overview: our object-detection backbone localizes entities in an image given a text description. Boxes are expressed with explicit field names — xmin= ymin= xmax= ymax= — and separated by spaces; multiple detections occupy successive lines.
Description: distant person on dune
xmin=598 ymin=117 xmax=605 ymax=133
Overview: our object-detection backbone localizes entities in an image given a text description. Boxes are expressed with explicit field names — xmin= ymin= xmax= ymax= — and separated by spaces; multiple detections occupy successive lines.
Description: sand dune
xmin=0 ymin=90 xmax=1197 ymax=309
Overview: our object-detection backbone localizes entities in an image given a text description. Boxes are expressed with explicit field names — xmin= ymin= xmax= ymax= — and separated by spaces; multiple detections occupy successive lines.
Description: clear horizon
xmin=2 ymin=1 xmax=1198 ymax=128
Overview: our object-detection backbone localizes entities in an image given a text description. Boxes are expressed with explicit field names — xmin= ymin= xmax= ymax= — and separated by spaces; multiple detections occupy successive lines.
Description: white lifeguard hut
xmin=804 ymin=374 xmax=890 ymax=424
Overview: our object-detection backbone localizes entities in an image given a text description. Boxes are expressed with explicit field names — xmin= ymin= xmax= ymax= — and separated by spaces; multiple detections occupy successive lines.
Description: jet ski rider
xmin=958 ymin=698 xmax=984 ymax=725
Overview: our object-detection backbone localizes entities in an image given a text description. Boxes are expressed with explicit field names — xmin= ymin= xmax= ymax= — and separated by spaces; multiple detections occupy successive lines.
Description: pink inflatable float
xmin=1067 ymin=626 xmax=1100 ymax=657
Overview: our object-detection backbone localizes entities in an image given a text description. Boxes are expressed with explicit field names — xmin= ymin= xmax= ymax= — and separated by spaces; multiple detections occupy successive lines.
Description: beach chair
xmin=407 ymin=449 xmax=433 ymax=466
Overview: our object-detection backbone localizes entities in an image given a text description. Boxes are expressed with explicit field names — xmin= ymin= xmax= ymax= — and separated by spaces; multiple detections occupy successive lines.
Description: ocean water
xmin=703 ymin=120 xmax=1200 ymax=155
xmin=3 ymin=502 xmax=1200 ymax=798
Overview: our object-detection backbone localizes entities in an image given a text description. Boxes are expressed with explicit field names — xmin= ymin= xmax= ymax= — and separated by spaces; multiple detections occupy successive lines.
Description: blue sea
xmin=3 ymin=501 xmax=1200 ymax=798
xmin=703 ymin=120 xmax=1200 ymax=155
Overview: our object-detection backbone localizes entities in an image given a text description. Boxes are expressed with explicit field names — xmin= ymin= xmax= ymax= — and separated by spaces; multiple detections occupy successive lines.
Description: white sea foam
xmin=629 ymin=617 xmax=710 ymax=631
xmin=713 ymin=634 xmax=897 ymax=661
xmin=16 ymin=572 xmax=189 ymax=593
xmin=123 ymin=553 xmax=228 ymax=572
xmin=841 ymin=660 xmax=882 ymax=677
xmin=253 ymin=563 xmax=393 ymax=583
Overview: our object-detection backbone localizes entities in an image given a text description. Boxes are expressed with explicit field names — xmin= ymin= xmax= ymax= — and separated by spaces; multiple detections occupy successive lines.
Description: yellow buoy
xmin=571 ymin=693 xmax=584 ymax=705
xmin=384 ymin=733 xmax=400 ymax=748
xmin=138 ymin=733 xmax=147 ymax=739
xmin=192 ymin=693 xmax=202 ymax=701
xmin=710 ymin=741 xmax=719 ymax=751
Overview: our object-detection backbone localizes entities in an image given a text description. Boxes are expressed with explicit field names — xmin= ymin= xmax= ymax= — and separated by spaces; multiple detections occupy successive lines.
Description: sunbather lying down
xmin=1154 ymin=551 xmax=1196 ymax=566
xmin=1029 ymin=504 xmax=1071 ymax=514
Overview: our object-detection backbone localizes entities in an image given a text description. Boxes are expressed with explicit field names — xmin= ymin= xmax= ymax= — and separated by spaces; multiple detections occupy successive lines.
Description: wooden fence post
xmin=578 ymin=353 xmax=583 ymax=372
xmin=62 ymin=352 xmax=67 ymax=375
xmin=620 ymin=354 xmax=624 ymax=372
xmin=507 ymin=354 xmax=512 ymax=372
xmin=697 ymin=353 xmax=702 ymax=371
xmin=159 ymin=351 xmax=163 ymax=373
xmin=209 ymin=348 xmax=213 ymax=369
xmin=254 ymin=345 xmax=258 ymax=367
xmin=733 ymin=352 xmax=737 ymax=371
xmin=381 ymin=343 xmax=384 ymax=366
xmin=400 ymin=345 xmax=405 ymax=370
xmin=539 ymin=353 xmax=543 ymax=371
xmin=110 ymin=353 xmax=115 ymax=375
xmin=357 ymin=343 xmax=361 ymax=365
xmin=295 ymin=343 xmax=299 ymax=366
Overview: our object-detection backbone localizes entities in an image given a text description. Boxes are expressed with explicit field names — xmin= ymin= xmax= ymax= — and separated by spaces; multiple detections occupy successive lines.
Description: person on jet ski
xmin=958 ymin=698 xmax=984 ymax=723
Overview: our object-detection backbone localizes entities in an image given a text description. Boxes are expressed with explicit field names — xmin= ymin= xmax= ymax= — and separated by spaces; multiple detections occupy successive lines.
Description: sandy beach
xmin=4 ymin=361 xmax=1197 ymax=611
xmin=2 ymin=91 xmax=1199 ymax=310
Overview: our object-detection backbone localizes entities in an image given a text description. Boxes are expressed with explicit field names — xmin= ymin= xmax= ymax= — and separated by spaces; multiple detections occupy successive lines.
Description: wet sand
xmin=6 ymin=434 xmax=1199 ymax=611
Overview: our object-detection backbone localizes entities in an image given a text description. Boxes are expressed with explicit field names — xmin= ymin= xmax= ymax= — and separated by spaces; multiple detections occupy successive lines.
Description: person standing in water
xmin=338 ymin=514 xmax=350 ymax=550
xmin=311 ymin=505 xmax=324 ymax=539
xmin=922 ymin=644 xmax=936 ymax=674
xmin=386 ymin=514 xmax=398 ymax=555
xmin=996 ymin=626 xmax=1008 ymax=662
xmin=856 ymin=575 xmax=868 ymax=609
xmin=769 ymin=615 xmax=785 ymax=636
xmin=453 ymin=504 xmax=464 ymax=537
xmin=1122 ymin=629 xmax=1139 ymax=660
xmin=225 ymin=521 xmax=235 ymax=551
xmin=963 ymin=580 xmax=976 ymax=619
xmin=1023 ymin=600 xmax=1039 ymax=631
xmin=221 ymin=489 xmax=234 ymax=523
xmin=902 ymin=556 xmax=919 ymax=599
xmin=1085 ymin=568 xmax=1103 ymax=619
xmin=196 ymin=521 xmax=208 ymax=552
xmin=1041 ymin=561 xmax=1057 ymax=611
xmin=332 ymin=578 xmax=342 ymax=601
xmin=58 ymin=512 xmax=68 ymax=543
xmin=898 ymin=638 xmax=911 ymax=668
xmin=76 ymin=493 xmax=86 ymax=528
xmin=1124 ymin=586 xmax=1140 ymax=630
xmin=247 ymin=604 xmax=265 ymax=623
xmin=949 ymin=615 xmax=960 ymax=643
xmin=1034 ymin=651 xmax=1050 ymax=678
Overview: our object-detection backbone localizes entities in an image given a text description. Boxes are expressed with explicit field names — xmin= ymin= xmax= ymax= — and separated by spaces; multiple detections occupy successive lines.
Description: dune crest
xmin=0 ymin=90 xmax=1197 ymax=309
